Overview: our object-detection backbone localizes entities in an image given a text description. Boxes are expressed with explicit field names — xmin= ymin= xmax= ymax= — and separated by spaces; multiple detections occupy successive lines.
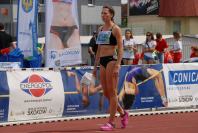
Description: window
xmin=173 ymin=20 xmax=181 ymax=33
xmin=88 ymin=0 xmax=94 ymax=6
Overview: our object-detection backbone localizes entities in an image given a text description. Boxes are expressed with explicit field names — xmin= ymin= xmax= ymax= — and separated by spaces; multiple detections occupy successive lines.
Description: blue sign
xmin=169 ymin=70 xmax=198 ymax=85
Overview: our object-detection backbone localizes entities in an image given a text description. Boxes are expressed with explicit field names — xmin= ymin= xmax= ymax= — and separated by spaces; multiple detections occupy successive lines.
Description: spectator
xmin=190 ymin=46 xmax=198 ymax=58
xmin=132 ymin=53 xmax=140 ymax=65
xmin=170 ymin=32 xmax=182 ymax=63
xmin=155 ymin=32 xmax=168 ymax=63
xmin=142 ymin=32 xmax=157 ymax=64
xmin=88 ymin=31 xmax=98 ymax=66
xmin=122 ymin=29 xmax=137 ymax=65
xmin=187 ymin=45 xmax=198 ymax=62
xmin=0 ymin=22 xmax=14 ymax=53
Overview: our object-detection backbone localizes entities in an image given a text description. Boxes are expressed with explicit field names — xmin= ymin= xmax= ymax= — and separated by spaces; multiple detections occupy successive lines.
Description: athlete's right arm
xmin=93 ymin=45 xmax=100 ymax=77
xmin=92 ymin=26 xmax=102 ymax=76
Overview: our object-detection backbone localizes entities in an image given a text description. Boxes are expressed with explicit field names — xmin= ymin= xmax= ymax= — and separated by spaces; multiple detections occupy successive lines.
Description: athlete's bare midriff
xmin=51 ymin=3 xmax=76 ymax=26
xmin=99 ymin=45 xmax=117 ymax=57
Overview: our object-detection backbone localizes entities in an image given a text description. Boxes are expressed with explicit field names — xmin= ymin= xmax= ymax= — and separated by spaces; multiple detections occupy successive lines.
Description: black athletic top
xmin=96 ymin=25 xmax=117 ymax=46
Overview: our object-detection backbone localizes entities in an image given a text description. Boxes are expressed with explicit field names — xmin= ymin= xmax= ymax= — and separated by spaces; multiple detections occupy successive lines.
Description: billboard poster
xmin=163 ymin=63 xmax=198 ymax=107
xmin=62 ymin=64 xmax=167 ymax=117
xmin=118 ymin=64 xmax=167 ymax=109
xmin=7 ymin=71 xmax=65 ymax=121
xmin=129 ymin=0 xmax=159 ymax=16
xmin=45 ymin=0 xmax=82 ymax=67
xmin=61 ymin=68 xmax=109 ymax=116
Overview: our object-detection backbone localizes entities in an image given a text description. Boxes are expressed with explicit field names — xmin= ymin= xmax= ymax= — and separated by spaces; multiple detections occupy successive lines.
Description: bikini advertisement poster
xmin=17 ymin=0 xmax=38 ymax=57
xmin=45 ymin=0 xmax=82 ymax=67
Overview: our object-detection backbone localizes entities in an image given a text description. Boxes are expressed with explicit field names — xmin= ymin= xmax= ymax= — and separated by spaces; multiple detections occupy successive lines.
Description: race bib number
xmin=96 ymin=31 xmax=111 ymax=44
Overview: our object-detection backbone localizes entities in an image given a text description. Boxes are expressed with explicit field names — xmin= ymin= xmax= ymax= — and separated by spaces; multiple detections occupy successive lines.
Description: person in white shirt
xmin=142 ymin=32 xmax=157 ymax=64
xmin=122 ymin=29 xmax=137 ymax=65
xmin=170 ymin=32 xmax=182 ymax=63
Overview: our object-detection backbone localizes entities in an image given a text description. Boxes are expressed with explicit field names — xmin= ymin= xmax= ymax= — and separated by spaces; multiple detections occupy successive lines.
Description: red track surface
xmin=1 ymin=112 xmax=198 ymax=133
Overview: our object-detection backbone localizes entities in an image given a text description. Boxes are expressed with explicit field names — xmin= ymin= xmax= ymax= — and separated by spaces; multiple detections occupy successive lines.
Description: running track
xmin=1 ymin=111 xmax=198 ymax=133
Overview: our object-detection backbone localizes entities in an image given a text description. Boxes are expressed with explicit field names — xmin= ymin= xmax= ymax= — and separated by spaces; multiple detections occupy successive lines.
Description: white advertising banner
xmin=7 ymin=70 xmax=64 ymax=121
xmin=45 ymin=0 xmax=82 ymax=67
xmin=163 ymin=63 xmax=198 ymax=107
xmin=17 ymin=0 xmax=38 ymax=57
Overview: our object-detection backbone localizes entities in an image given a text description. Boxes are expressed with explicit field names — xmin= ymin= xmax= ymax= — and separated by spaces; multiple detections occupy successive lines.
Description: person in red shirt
xmin=187 ymin=46 xmax=198 ymax=62
xmin=190 ymin=46 xmax=198 ymax=58
xmin=155 ymin=33 xmax=168 ymax=63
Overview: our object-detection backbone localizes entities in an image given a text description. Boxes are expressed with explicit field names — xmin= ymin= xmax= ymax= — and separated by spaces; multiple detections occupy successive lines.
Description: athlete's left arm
xmin=114 ymin=26 xmax=123 ymax=67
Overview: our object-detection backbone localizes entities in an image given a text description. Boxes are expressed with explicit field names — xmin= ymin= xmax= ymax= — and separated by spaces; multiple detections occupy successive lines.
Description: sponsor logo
xmin=50 ymin=51 xmax=58 ymax=60
xmin=169 ymin=70 xmax=198 ymax=85
xmin=22 ymin=0 xmax=33 ymax=13
xmin=20 ymin=74 xmax=53 ymax=97
xmin=59 ymin=50 xmax=80 ymax=57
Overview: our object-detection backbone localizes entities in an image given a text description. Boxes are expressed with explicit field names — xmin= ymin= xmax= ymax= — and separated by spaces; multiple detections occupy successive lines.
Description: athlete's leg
xmin=147 ymin=68 xmax=167 ymax=106
xmin=105 ymin=61 xmax=125 ymax=123
xmin=100 ymin=65 xmax=108 ymax=98
xmin=147 ymin=69 xmax=165 ymax=96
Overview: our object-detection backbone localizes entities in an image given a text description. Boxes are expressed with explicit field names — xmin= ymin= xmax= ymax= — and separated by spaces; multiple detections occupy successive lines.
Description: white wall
xmin=81 ymin=5 xmax=121 ymax=25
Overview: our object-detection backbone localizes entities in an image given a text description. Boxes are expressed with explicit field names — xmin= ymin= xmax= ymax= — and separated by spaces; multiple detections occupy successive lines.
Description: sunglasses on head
xmin=146 ymin=34 xmax=151 ymax=36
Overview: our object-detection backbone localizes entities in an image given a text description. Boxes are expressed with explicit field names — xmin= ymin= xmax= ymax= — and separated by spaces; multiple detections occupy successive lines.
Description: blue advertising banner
xmin=61 ymin=64 xmax=167 ymax=117
xmin=118 ymin=64 xmax=166 ymax=109
xmin=17 ymin=0 xmax=38 ymax=57
xmin=61 ymin=68 xmax=109 ymax=116
xmin=0 ymin=72 xmax=9 ymax=122
xmin=169 ymin=70 xmax=198 ymax=85
xmin=4 ymin=64 xmax=196 ymax=123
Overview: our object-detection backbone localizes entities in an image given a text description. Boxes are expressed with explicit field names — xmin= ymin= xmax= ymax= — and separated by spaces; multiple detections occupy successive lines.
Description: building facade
xmin=78 ymin=0 xmax=121 ymax=35
xmin=0 ymin=0 xmax=17 ymax=38
xmin=127 ymin=0 xmax=198 ymax=35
